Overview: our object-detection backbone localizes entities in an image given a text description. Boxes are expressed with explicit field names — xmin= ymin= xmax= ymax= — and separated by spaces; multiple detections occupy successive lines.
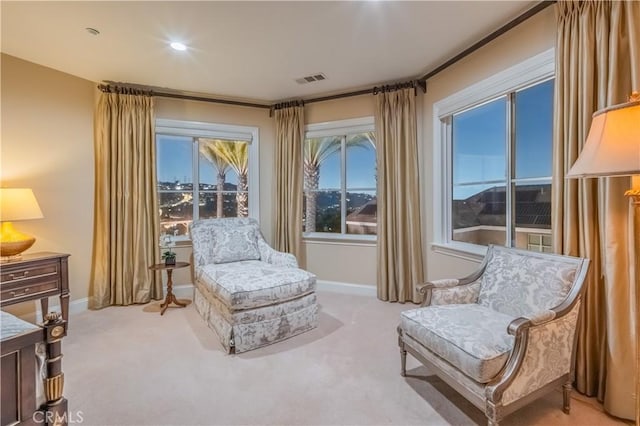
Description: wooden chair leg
xmin=400 ymin=346 xmax=407 ymax=377
xmin=486 ymin=401 xmax=501 ymax=426
xmin=562 ymin=382 xmax=572 ymax=414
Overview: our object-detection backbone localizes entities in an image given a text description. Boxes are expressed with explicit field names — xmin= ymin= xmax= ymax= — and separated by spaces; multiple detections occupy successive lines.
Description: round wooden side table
xmin=148 ymin=261 xmax=190 ymax=315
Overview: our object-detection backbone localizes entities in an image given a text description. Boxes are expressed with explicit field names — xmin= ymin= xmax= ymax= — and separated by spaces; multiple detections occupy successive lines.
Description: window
xmin=155 ymin=119 xmax=259 ymax=239
xmin=303 ymin=117 xmax=376 ymax=238
xmin=434 ymin=49 xmax=554 ymax=254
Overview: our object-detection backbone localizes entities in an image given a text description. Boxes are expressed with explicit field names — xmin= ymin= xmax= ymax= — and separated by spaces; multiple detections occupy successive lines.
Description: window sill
xmin=303 ymin=233 xmax=376 ymax=247
xmin=430 ymin=241 xmax=486 ymax=263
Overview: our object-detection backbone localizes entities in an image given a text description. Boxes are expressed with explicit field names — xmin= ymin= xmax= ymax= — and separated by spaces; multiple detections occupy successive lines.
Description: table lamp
xmin=0 ymin=188 xmax=44 ymax=261
xmin=566 ymin=92 xmax=640 ymax=424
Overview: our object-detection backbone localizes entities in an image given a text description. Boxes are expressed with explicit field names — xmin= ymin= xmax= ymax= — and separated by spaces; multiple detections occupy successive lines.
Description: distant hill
xmin=453 ymin=184 xmax=551 ymax=229
xmin=305 ymin=191 xmax=376 ymax=232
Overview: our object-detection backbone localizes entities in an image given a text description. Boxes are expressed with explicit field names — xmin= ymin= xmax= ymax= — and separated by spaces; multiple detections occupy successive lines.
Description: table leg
xmin=160 ymin=269 xmax=187 ymax=315
xmin=40 ymin=297 xmax=49 ymax=322
xmin=60 ymin=293 xmax=69 ymax=324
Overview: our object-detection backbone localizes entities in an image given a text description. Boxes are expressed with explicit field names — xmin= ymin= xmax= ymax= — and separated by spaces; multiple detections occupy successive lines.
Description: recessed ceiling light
xmin=170 ymin=42 xmax=187 ymax=51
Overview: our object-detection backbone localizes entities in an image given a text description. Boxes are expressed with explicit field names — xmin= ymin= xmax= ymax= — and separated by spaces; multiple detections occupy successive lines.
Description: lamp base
xmin=0 ymin=222 xmax=36 ymax=257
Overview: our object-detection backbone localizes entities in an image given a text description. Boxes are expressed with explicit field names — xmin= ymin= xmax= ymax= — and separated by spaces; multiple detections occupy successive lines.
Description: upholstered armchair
xmin=397 ymin=245 xmax=590 ymax=426
xmin=190 ymin=218 xmax=318 ymax=353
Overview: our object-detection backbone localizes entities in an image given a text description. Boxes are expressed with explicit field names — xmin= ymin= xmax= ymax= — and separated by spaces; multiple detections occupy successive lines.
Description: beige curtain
xmin=553 ymin=1 xmax=639 ymax=419
xmin=375 ymin=88 xmax=424 ymax=303
xmin=274 ymin=105 xmax=304 ymax=262
xmin=90 ymin=90 xmax=161 ymax=309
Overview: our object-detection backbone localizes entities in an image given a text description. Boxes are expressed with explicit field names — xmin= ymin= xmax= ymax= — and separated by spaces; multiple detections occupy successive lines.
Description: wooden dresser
xmin=0 ymin=252 xmax=70 ymax=323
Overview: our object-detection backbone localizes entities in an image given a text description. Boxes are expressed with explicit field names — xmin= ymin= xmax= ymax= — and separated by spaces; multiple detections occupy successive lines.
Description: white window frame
xmin=431 ymin=48 xmax=555 ymax=260
xmin=303 ymin=116 xmax=376 ymax=243
xmin=155 ymin=118 xmax=260 ymax=241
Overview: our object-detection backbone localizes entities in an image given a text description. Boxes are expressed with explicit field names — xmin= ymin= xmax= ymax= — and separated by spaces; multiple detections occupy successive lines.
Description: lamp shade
xmin=566 ymin=100 xmax=640 ymax=178
xmin=0 ymin=188 xmax=44 ymax=222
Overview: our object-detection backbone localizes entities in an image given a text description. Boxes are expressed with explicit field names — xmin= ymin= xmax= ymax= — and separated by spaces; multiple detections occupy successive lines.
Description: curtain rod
xmin=269 ymin=80 xmax=426 ymax=116
xmin=99 ymin=83 xmax=271 ymax=110
xmin=303 ymin=79 xmax=427 ymax=105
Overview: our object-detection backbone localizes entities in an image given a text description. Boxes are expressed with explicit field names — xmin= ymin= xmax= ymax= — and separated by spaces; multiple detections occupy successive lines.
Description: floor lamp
xmin=566 ymin=92 xmax=640 ymax=424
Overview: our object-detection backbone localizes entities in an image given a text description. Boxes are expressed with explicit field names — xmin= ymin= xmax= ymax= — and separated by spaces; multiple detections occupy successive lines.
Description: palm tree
xmin=304 ymin=133 xmax=375 ymax=232
xmin=206 ymin=140 xmax=249 ymax=217
xmin=199 ymin=139 xmax=230 ymax=218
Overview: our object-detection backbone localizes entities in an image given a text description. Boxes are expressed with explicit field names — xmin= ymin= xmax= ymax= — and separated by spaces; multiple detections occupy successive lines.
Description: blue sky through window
xmin=452 ymin=79 xmax=553 ymax=200
xmin=157 ymin=135 xmax=241 ymax=185
xmin=515 ymin=79 xmax=554 ymax=179
xmin=315 ymin=136 xmax=377 ymax=189
xmin=157 ymin=135 xmax=192 ymax=183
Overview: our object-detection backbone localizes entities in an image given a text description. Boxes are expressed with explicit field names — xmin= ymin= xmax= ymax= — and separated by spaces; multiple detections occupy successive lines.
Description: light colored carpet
xmin=63 ymin=290 xmax=629 ymax=426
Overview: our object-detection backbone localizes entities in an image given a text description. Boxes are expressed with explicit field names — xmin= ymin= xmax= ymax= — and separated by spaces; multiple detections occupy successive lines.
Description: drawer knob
xmin=10 ymin=288 xmax=30 ymax=297
xmin=8 ymin=271 xmax=30 ymax=280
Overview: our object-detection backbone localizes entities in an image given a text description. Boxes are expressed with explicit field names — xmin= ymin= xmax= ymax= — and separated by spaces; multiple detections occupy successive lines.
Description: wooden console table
xmin=0 ymin=252 xmax=70 ymax=323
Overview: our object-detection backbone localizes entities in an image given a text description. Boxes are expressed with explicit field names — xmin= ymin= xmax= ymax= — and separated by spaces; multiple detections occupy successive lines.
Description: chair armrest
xmin=488 ymin=303 xmax=582 ymax=405
xmin=418 ymin=279 xmax=480 ymax=307
xmin=507 ymin=309 xmax=560 ymax=336
xmin=257 ymin=239 xmax=298 ymax=268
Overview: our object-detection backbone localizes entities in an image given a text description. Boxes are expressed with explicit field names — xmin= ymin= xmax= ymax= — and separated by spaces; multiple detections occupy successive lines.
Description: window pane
xmin=304 ymin=137 xmax=341 ymax=191
xmin=304 ymin=190 xmax=340 ymax=233
xmin=515 ymin=80 xmax=554 ymax=179
xmin=452 ymin=97 xmax=507 ymax=184
xmin=304 ymin=136 xmax=341 ymax=233
xmin=198 ymin=138 xmax=246 ymax=189
xmin=452 ymin=184 xmax=506 ymax=246
xmin=198 ymin=192 xmax=218 ymax=219
xmin=158 ymin=192 xmax=193 ymax=236
xmin=346 ymin=191 xmax=376 ymax=235
xmin=157 ymin=135 xmax=193 ymax=189
xmin=199 ymin=192 xmax=247 ymax=218
xmin=513 ymin=182 xmax=552 ymax=250
xmin=346 ymin=133 xmax=376 ymax=189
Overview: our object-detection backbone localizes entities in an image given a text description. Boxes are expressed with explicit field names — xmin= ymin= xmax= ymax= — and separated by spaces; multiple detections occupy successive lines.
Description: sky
xmin=452 ymin=79 xmax=553 ymax=199
xmin=157 ymin=79 xmax=552 ymax=198
xmin=157 ymin=135 xmax=239 ymax=185
xmin=314 ymin=138 xmax=377 ymax=190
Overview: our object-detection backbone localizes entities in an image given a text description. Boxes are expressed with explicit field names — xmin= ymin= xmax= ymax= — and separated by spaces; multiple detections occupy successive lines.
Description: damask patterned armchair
xmin=397 ymin=245 xmax=590 ymax=426
xmin=190 ymin=218 xmax=318 ymax=353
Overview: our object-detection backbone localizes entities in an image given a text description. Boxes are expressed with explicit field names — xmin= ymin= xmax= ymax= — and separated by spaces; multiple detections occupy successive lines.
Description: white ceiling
xmin=1 ymin=1 xmax=537 ymax=102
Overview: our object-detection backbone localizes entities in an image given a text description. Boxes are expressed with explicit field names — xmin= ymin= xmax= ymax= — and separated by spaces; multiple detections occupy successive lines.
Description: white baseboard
xmin=316 ymin=280 xmax=376 ymax=297
xmin=172 ymin=284 xmax=194 ymax=299
xmin=32 ymin=284 xmax=195 ymax=319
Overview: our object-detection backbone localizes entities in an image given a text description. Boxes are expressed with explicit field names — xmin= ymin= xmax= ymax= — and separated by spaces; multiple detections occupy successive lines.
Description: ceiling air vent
xmin=295 ymin=73 xmax=327 ymax=85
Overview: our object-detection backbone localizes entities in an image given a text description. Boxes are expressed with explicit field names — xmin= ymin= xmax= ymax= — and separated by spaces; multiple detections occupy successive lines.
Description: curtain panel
xmin=90 ymin=91 xmax=162 ymax=309
xmin=553 ymin=0 xmax=639 ymax=419
xmin=273 ymin=106 xmax=304 ymax=263
xmin=375 ymin=88 xmax=425 ymax=303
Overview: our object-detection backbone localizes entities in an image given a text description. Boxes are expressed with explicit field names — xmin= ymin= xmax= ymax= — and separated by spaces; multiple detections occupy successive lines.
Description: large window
xmin=303 ymin=117 xmax=377 ymax=237
xmin=155 ymin=119 xmax=259 ymax=239
xmin=434 ymin=49 xmax=555 ymax=254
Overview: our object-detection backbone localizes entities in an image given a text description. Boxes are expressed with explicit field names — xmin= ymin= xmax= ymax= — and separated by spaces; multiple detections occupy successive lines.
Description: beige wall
xmin=303 ymin=95 xmax=377 ymax=286
xmin=422 ymin=7 xmax=556 ymax=279
xmin=1 ymin=54 xmax=95 ymax=316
